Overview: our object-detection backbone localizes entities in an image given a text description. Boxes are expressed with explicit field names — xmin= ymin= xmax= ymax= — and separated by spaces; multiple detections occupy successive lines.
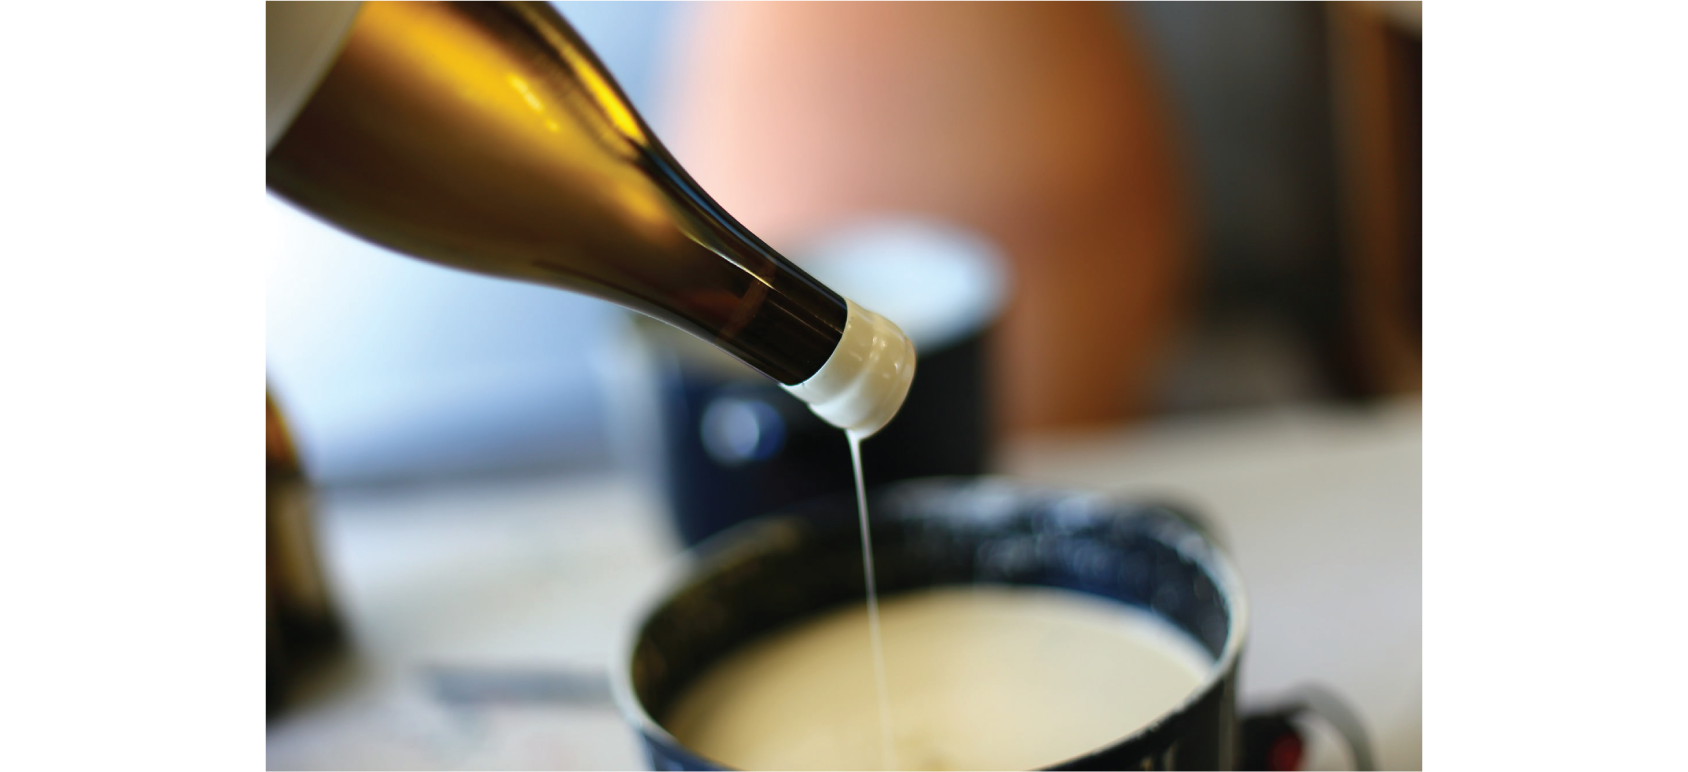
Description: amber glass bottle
xmin=267 ymin=2 xmax=913 ymax=435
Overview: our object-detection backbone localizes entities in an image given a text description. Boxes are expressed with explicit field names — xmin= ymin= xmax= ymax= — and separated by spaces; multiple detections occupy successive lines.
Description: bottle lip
xmin=267 ymin=1 xmax=363 ymax=151
xmin=781 ymin=299 xmax=916 ymax=439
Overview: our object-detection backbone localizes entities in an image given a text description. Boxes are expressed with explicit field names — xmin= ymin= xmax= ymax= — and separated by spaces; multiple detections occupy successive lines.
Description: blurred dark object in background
xmin=267 ymin=391 xmax=345 ymax=716
xmin=1329 ymin=2 xmax=1422 ymax=396
xmin=1132 ymin=1 xmax=1421 ymax=410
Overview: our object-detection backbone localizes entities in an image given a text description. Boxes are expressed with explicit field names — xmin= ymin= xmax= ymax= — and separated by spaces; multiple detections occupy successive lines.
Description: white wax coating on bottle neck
xmin=783 ymin=299 xmax=916 ymax=438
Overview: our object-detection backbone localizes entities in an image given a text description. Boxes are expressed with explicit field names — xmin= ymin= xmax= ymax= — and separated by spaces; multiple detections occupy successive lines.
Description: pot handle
xmin=1238 ymin=684 xmax=1375 ymax=771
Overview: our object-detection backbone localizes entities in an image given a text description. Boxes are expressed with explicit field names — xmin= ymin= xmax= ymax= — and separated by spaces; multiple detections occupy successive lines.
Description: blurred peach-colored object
xmin=664 ymin=2 xmax=1192 ymax=436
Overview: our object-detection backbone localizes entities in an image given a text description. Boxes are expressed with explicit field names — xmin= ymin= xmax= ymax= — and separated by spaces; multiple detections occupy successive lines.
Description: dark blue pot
xmin=612 ymin=478 xmax=1255 ymax=770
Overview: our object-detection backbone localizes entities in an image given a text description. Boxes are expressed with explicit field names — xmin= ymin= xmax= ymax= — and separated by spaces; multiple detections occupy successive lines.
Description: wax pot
xmin=613 ymin=479 xmax=1263 ymax=771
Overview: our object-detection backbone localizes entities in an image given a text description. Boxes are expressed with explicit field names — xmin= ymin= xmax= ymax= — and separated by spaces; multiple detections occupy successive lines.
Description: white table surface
xmin=266 ymin=398 xmax=1421 ymax=770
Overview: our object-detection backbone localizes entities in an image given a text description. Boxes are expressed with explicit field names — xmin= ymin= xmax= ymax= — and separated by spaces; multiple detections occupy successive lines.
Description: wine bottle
xmin=266 ymin=1 xmax=913 ymax=437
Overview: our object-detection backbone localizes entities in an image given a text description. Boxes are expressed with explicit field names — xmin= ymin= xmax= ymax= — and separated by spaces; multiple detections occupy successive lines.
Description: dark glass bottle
xmin=267 ymin=2 xmax=913 ymax=433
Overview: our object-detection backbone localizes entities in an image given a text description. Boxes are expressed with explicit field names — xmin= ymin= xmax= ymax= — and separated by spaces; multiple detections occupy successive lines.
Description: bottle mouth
xmin=781 ymin=299 xmax=917 ymax=438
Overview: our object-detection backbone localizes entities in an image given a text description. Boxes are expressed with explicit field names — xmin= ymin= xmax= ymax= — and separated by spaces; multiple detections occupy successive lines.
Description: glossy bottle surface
xmin=268 ymin=1 xmax=846 ymax=384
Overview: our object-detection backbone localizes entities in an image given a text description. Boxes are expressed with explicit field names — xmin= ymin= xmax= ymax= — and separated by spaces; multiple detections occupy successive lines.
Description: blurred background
xmin=267 ymin=2 xmax=1420 ymax=769
xmin=266 ymin=0 xmax=1419 ymax=488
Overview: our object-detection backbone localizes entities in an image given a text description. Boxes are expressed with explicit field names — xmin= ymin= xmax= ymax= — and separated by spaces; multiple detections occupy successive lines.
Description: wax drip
xmin=849 ymin=432 xmax=898 ymax=771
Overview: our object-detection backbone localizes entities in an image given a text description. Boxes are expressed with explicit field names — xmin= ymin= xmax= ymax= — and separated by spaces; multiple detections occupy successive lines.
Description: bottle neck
xmin=627 ymin=146 xmax=850 ymax=385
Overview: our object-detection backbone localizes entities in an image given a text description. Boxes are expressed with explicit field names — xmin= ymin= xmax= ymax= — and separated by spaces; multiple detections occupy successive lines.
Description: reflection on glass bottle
xmin=267 ymin=391 xmax=344 ymax=716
